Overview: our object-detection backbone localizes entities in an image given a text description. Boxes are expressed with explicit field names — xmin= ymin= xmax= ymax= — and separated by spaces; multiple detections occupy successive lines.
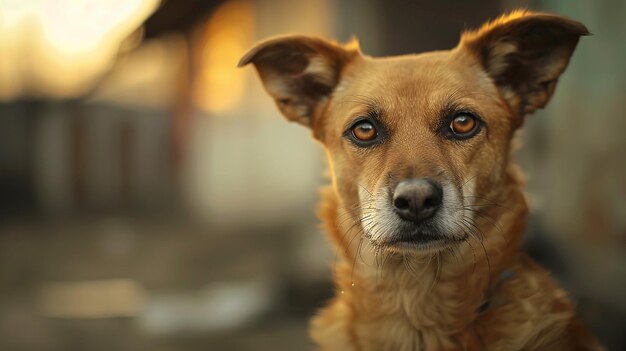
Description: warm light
xmin=0 ymin=0 xmax=160 ymax=100
xmin=39 ymin=279 xmax=147 ymax=318
xmin=88 ymin=34 xmax=188 ymax=109
xmin=193 ymin=0 xmax=255 ymax=114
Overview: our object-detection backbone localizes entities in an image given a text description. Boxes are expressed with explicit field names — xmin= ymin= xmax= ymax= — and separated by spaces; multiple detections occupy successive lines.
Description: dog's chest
xmin=346 ymin=265 xmax=485 ymax=350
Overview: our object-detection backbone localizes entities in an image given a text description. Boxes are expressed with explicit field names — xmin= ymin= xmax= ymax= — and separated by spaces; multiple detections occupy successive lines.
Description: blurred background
xmin=0 ymin=0 xmax=624 ymax=350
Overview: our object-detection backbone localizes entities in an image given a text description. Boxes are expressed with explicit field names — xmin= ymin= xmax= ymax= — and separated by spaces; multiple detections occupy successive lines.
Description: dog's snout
xmin=392 ymin=179 xmax=443 ymax=223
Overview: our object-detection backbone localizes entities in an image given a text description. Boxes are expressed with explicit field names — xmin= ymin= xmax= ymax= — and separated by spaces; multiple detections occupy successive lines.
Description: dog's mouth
xmin=386 ymin=233 xmax=467 ymax=253
xmin=361 ymin=217 xmax=470 ymax=254
xmin=373 ymin=223 xmax=468 ymax=254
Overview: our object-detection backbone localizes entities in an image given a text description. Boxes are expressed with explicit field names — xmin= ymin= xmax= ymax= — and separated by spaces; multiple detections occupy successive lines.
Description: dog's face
xmin=319 ymin=53 xmax=513 ymax=253
xmin=241 ymin=11 xmax=587 ymax=254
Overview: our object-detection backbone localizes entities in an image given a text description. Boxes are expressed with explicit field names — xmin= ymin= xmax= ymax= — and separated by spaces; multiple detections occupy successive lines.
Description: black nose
xmin=393 ymin=179 xmax=443 ymax=223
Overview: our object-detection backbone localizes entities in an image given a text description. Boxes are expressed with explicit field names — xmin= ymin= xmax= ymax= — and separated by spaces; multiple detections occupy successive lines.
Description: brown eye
xmin=450 ymin=114 xmax=477 ymax=136
xmin=352 ymin=121 xmax=377 ymax=141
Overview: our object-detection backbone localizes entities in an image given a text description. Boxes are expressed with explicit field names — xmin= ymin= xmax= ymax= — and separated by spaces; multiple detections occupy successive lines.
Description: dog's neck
xmin=318 ymin=165 xmax=528 ymax=345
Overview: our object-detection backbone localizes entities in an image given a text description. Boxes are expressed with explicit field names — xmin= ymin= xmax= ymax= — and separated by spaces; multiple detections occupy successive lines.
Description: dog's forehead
xmin=333 ymin=50 xmax=492 ymax=125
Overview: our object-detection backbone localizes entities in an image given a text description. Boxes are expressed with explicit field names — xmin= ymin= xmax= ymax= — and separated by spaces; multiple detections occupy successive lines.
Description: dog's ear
xmin=460 ymin=11 xmax=589 ymax=118
xmin=239 ymin=35 xmax=359 ymax=127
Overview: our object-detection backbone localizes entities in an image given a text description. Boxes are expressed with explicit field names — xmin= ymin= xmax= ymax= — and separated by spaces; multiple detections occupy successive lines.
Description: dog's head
xmin=240 ymin=11 xmax=587 ymax=254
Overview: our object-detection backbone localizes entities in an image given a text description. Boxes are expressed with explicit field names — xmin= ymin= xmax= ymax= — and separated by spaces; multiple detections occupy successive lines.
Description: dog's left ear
xmin=239 ymin=35 xmax=360 ymax=127
xmin=460 ymin=11 xmax=589 ymax=118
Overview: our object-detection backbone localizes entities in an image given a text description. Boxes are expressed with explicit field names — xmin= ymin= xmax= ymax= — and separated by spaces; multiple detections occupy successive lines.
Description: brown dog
xmin=240 ymin=10 xmax=604 ymax=351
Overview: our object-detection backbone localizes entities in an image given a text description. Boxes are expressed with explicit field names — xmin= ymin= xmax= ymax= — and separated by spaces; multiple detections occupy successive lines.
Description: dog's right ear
xmin=459 ymin=11 xmax=589 ymax=119
xmin=239 ymin=36 xmax=359 ymax=127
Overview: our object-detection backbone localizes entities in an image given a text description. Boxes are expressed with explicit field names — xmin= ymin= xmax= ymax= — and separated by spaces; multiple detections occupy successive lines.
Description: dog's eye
xmin=344 ymin=117 xmax=384 ymax=147
xmin=352 ymin=121 xmax=377 ymax=142
xmin=450 ymin=113 xmax=479 ymax=137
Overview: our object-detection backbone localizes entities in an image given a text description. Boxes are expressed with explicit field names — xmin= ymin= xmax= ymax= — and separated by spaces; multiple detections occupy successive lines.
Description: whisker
xmin=428 ymin=252 xmax=443 ymax=293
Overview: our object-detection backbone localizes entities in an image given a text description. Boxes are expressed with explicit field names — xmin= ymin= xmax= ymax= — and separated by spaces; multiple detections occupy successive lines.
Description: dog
xmin=240 ymin=10 xmax=605 ymax=350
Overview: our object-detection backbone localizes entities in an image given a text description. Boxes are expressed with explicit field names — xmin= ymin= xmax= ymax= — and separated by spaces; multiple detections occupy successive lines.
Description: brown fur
xmin=240 ymin=10 xmax=604 ymax=350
